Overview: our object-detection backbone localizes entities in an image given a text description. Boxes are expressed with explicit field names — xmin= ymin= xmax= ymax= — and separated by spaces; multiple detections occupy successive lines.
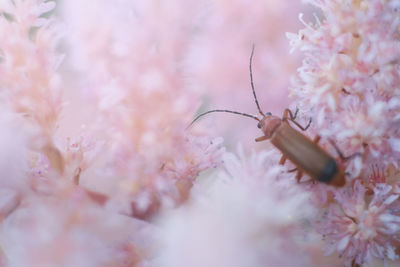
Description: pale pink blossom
xmin=154 ymin=149 xmax=315 ymax=267
xmin=0 ymin=0 xmax=66 ymax=177
xmin=0 ymin=192 xmax=154 ymax=267
xmin=0 ymin=0 xmax=62 ymax=135
xmin=288 ymin=0 xmax=400 ymax=167
xmin=62 ymin=133 xmax=101 ymax=185
xmin=316 ymin=180 xmax=400 ymax=266
xmin=288 ymin=2 xmax=400 ymax=266
xmin=0 ymin=110 xmax=29 ymax=193
xmin=61 ymin=0 xmax=225 ymax=218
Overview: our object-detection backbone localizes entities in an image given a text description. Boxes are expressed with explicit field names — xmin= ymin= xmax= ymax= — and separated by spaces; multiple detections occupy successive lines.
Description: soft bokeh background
xmin=59 ymin=0 xmax=311 ymax=148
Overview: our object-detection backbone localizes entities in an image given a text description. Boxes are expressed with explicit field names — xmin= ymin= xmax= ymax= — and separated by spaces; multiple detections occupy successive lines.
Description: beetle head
xmin=257 ymin=112 xmax=281 ymax=138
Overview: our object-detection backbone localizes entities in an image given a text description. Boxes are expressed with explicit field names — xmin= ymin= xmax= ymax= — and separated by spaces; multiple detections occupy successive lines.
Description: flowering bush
xmin=0 ymin=0 xmax=399 ymax=266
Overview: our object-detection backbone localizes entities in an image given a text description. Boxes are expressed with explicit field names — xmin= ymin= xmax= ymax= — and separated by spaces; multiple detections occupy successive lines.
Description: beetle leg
xmin=293 ymin=107 xmax=299 ymax=119
xmin=328 ymin=139 xmax=345 ymax=159
xmin=287 ymin=167 xmax=297 ymax=172
xmin=343 ymin=152 xmax=363 ymax=161
xmin=283 ymin=108 xmax=301 ymax=121
xmin=296 ymin=170 xmax=303 ymax=182
xmin=283 ymin=108 xmax=295 ymax=120
xmin=351 ymin=259 xmax=361 ymax=267
xmin=279 ymin=155 xmax=287 ymax=165
xmin=255 ymin=136 xmax=269 ymax=142
xmin=287 ymin=118 xmax=312 ymax=131
xmin=328 ymin=139 xmax=363 ymax=161
xmin=283 ymin=108 xmax=312 ymax=131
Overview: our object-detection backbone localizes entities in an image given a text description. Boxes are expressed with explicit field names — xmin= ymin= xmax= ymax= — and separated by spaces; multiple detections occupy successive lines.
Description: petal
xmin=337 ymin=235 xmax=350 ymax=251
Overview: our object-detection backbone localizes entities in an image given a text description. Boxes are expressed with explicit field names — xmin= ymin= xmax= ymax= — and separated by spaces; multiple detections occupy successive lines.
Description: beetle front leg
xmin=283 ymin=108 xmax=312 ymax=131
xmin=255 ymin=136 xmax=269 ymax=142
xmin=296 ymin=170 xmax=303 ymax=183
xmin=282 ymin=108 xmax=295 ymax=121
xmin=290 ymin=118 xmax=312 ymax=131
xmin=279 ymin=156 xmax=287 ymax=165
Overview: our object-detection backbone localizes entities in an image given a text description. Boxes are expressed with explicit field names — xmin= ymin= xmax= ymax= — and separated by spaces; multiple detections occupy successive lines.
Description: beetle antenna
xmin=188 ymin=109 xmax=260 ymax=128
xmin=249 ymin=44 xmax=265 ymax=117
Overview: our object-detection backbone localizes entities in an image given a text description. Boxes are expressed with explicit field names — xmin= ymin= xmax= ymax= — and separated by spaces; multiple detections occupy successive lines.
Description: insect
xmin=190 ymin=45 xmax=358 ymax=187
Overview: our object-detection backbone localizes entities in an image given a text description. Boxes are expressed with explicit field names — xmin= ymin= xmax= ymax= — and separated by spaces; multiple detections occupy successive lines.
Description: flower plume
xmin=288 ymin=0 xmax=400 ymax=167
xmin=289 ymin=0 xmax=400 ymax=265
xmin=154 ymin=149 xmax=315 ymax=267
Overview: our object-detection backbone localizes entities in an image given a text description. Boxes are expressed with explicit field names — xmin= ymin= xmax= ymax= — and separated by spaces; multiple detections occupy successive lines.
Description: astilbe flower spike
xmin=154 ymin=148 xmax=316 ymax=267
xmin=288 ymin=0 xmax=400 ymax=265
xmin=316 ymin=180 xmax=400 ymax=266
xmin=62 ymin=0 xmax=225 ymax=219
xmin=288 ymin=0 xmax=400 ymax=169
xmin=0 ymin=0 xmax=65 ymax=173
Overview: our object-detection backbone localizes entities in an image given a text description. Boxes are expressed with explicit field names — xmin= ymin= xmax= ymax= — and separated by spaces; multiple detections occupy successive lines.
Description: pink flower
xmin=316 ymin=180 xmax=400 ymax=266
xmin=0 ymin=0 xmax=66 ymax=176
xmin=288 ymin=0 xmax=400 ymax=167
xmin=367 ymin=164 xmax=386 ymax=191
xmin=62 ymin=133 xmax=101 ymax=185
xmin=154 ymin=148 xmax=315 ymax=267
xmin=288 ymin=3 xmax=400 ymax=265
xmin=0 ymin=110 xmax=29 ymax=193
xmin=0 ymin=0 xmax=62 ymax=136
xmin=0 ymin=191 xmax=154 ymax=267
xmin=61 ymin=0 xmax=226 ymax=219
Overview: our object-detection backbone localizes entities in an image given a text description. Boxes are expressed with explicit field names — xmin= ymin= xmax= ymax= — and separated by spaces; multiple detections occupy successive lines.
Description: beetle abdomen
xmin=270 ymin=122 xmax=344 ymax=185
xmin=317 ymin=159 xmax=337 ymax=183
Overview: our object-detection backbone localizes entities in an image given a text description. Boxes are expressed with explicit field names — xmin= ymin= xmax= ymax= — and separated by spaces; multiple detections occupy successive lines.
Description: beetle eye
xmin=266 ymin=112 xmax=272 ymax=116
xmin=257 ymin=123 xmax=261 ymax=129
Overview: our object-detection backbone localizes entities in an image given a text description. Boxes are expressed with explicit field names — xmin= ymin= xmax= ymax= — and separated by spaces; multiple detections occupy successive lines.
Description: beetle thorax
xmin=260 ymin=115 xmax=282 ymax=138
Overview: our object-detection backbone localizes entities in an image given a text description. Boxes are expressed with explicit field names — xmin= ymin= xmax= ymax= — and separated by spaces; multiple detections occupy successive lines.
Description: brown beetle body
xmin=256 ymin=112 xmax=345 ymax=186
